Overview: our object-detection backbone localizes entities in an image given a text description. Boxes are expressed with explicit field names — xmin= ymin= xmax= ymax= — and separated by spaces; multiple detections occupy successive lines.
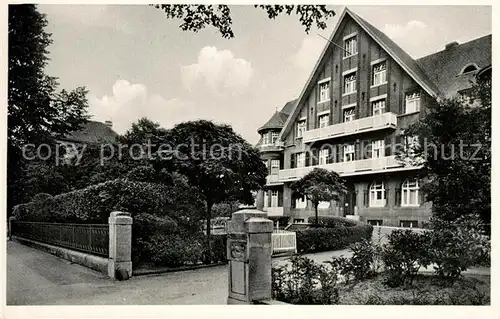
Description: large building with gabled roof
xmin=255 ymin=7 xmax=491 ymax=227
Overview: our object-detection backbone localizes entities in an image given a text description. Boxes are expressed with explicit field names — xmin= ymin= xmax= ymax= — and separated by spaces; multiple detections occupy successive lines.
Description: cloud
xmin=88 ymin=79 xmax=194 ymax=134
xmin=181 ymin=46 xmax=253 ymax=93
xmin=289 ymin=36 xmax=327 ymax=71
xmin=382 ymin=20 xmax=427 ymax=40
xmin=39 ymin=5 xmax=132 ymax=34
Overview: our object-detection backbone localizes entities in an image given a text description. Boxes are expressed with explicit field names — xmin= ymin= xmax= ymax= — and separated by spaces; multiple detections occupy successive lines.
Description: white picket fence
xmin=271 ymin=230 xmax=297 ymax=255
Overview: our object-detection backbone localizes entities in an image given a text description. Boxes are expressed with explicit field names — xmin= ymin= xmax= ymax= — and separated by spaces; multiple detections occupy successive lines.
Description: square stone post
xmin=8 ymin=216 xmax=16 ymax=241
xmin=108 ymin=211 xmax=133 ymax=280
xmin=226 ymin=209 xmax=274 ymax=304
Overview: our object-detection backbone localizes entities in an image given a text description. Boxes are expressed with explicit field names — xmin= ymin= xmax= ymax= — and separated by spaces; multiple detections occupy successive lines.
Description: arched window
xmin=401 ymin=178 xmax=420 ymax=206
xmin=459 ymin=63 xmax=479 ymax=75
xmin=369 ymin=181 xmax=386 ymax=207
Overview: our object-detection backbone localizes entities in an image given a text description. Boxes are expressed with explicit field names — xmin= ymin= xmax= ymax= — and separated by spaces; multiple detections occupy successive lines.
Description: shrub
xmin=307 ymin=216 xmax=357 ymax=228
xmin=31 ymin=193 xmax=53 ymax=202
xmin=209 ymin=234 xmax=227 ymax=263
xmin=126 ymin=165 xmax=157 ymax=183
xmin=296 ymin=222 xmax=373 ymax=253
xmin=348 ymin=239 xmax=375 ymax=280
xmin=427 ymin=214 xmax=490 ymax=282
xmin=145 ymin=233 xmax=204 ymax=267
xmin=382 ymin=230 xmax=430 ymax=287
xmin=272 ymin=255 xmax=342 ymax=304
xmin=13 ymin=178 xmax=204 ymax=225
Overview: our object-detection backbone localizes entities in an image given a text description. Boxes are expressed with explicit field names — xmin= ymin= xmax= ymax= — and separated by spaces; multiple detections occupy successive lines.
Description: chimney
xmin=445 ymin=41 xmax=459 ymax=50
xmin=104 ymin=120 xmax=113 ymax=128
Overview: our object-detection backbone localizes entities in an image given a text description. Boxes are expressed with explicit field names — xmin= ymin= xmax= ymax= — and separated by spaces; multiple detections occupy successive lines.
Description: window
xmin=319 ymin=81 xmax=330 ymax=102
xmin=344 ymin=36 xmax=357 ymax=57
xmin=271 ymin=132 xmax=279 ymax=143
xmin=402 ymin=178 xmax=420 ymax=206
xmin=368 ymin=219 xmax=383 ymax=226
xmin=400 ymin=220 xmax=418 ymax=228
xmin=295 ymin=196 xmax=307 ymax=209
xmin=318 ymin=201 xmax=330 ymax=209
xmin=296 ymin=153 xmax=305 ymax=168
xmin=271 ymin=190 xmax=278 ymax=207
xmin=372 ymin=62 xmax=387 ymax=86
xmin=369 ymin=181 xmax=386 ymax=207
xmin=263 ymin=191 xmax=269 ymax=208
xmin=271 ymin=159 xmax=280 ymax=169
xmin=344 ymin=73 xmax=356 ymax=94
xmin=319 ymin=114 xmax=329 ymax=128
xmin=403 ymin=135 xmax=420 ymax=157
xmin=319 ymin=148 xmax=329 ymax=165
xmin=296 ymin=120 xmax=306 ymax=138
xmin=344 ymin=107 xmax=355 ymax=122
xmin=262 ymin=133 xmax=269 ymax=145
xmin=405 ymin=92 xmax=421 ymax=114
xmin=372 ymin=140 xmax=385 ymax=159
xmin=372 ymin=99 xmax=386 ymax=116
xmin=294 ymin=218 xmax=305 ymax=223
xmin=344 ymin=144 xmax=355 ymax=162
xmin=460 ymin=63 xmax=479 ymax=75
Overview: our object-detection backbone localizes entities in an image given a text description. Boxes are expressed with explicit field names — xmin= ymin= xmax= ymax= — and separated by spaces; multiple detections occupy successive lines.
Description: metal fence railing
xmin=11 ymin=221 xmax=109 ymax=257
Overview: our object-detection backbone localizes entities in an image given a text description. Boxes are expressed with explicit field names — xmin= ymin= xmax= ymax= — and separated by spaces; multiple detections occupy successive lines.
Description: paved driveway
xmin=7 ymin=241 xmax=227 ymax=305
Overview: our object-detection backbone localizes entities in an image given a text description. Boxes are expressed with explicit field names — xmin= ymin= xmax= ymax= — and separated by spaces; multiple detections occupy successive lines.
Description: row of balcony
xmin=266 ymin=155 xmax=414 ymax=184
xmin=302 ymin=112 xmax=398 ymax=144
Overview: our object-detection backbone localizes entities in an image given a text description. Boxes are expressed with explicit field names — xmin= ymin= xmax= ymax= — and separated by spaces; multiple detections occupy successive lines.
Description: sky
xmin=38 ymin=5 xmax=492 ymax=144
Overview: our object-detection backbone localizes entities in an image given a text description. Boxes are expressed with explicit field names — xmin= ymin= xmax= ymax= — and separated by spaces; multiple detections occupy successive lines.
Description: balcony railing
xmin=303 ymin=112 xmax=398 ymax=143
xmin=278 ymin=155 xmax=406 ymax=182
xmin=266 ymin=174 xmax=281 ymax=185
xmin=259 ymin=141 xmax=285 ymax=153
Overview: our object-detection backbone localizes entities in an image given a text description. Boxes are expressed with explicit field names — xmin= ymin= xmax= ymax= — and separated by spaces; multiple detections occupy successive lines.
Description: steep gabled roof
xmin=416 ymin=34 xmax=491 ymax=97
xmin=278 ymin=7 xmax=442 ymax=141
xmin=59 ymin=120 xmax=119 ymax=144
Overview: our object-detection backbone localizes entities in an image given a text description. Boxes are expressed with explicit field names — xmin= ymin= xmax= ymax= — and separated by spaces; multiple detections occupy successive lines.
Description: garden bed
xmin=338 ymin=273 xmax=490 ymax=305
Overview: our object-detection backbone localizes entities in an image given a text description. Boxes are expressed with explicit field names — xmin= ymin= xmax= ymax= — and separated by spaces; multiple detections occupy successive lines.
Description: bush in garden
xmin=125 ymin=165 xmax=157 ymax=183
xmin=307 ymin=216 xmax=358 ymax=228
xmin=145 ymin=233 xmax=204 ymax=267
xmin=382 ymin=229 xmax=430 ymax=287
xmin=427 ymin=214 xmax=490 ymax=282
xmin=296 ymin=222 xmax=373 ymax=253
xmin=271 ymin=255 xmax=341 ymax=305
xmin=348 ymin=239 xmax=376 ymax=280
xmin=31 ymin=193 xmax=53 ymax=202
xmin=208 ymin=234 xmax=227 ymax=263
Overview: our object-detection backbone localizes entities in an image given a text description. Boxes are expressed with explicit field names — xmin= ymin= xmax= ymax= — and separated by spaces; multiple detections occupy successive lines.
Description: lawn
xmin=338 ymin=273 xmax=490 ymax=305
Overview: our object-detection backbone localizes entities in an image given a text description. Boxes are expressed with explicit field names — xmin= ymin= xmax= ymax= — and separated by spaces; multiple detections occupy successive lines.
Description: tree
xmin=291 ymin=168 xmax=346 ymax=225
xmin=401 ymin=75 xmax=491 ymax=231
xmin=8 ymin=4 xmax=89 ymax=213
xmin=152 ymin=5 xmax=335 ymax=39
xmin=151 ymin=120 xmax=267 ymax=263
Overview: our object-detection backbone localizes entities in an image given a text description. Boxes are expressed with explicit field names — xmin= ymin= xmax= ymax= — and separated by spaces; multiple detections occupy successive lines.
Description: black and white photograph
xmin=1 ymin=1 xmax=497 ymax=317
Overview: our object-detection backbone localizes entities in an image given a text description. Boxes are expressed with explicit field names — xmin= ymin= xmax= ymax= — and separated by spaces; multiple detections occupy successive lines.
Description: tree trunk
xmin=315 ymin=203 xmax=319 ymax=225
xmin=204 ymin=201 xmax=213 ymax=264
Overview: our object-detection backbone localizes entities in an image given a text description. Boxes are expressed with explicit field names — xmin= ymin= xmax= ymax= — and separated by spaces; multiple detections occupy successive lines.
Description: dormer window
xmin=459 ymin=63 xmax=479 ymax=75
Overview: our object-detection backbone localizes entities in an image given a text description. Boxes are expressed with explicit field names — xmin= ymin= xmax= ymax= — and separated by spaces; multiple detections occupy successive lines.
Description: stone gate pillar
xmin=226 ymin=209 xmax=273 ymax=304
xmin=108 ymin=211 xmax=133 ymax=280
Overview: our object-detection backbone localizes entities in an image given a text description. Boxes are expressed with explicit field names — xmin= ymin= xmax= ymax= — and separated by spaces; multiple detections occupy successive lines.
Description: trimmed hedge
xmin=12 ymin=177 xmax=228 ymax=267
xmin=13 ymin=177 xmax=204 ymax=225
xmin=296 ymin=219 xmax=373 ymax=253
xmin=307 ymin=216 xmax=358 ymax=228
